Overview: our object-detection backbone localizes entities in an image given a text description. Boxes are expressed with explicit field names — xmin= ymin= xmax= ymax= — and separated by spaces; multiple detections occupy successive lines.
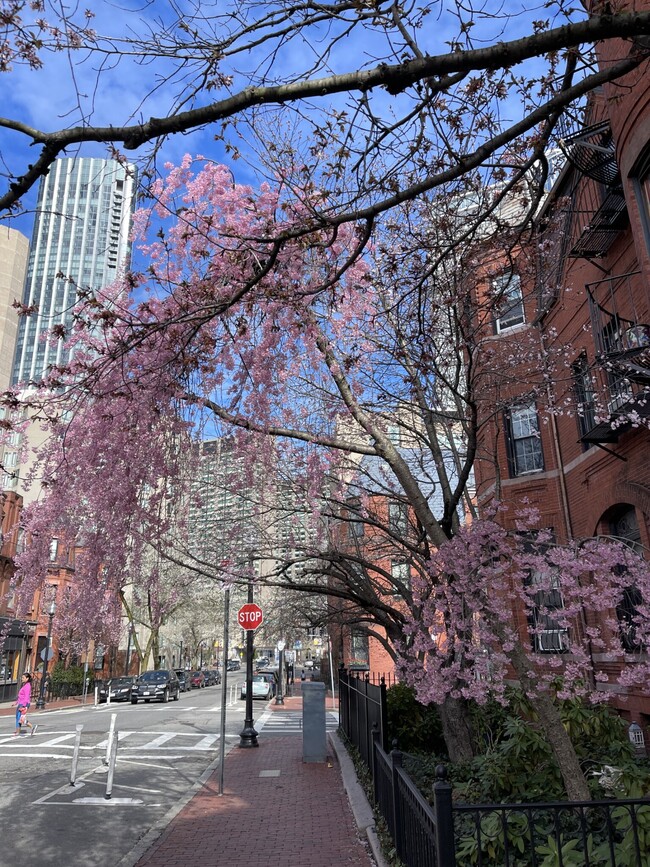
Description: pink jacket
xmin=16 ymin=681 xmax=31 ymax=707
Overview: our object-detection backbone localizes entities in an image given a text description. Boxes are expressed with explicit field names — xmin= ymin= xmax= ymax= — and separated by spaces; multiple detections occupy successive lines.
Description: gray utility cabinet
xmin=302 ymin=681 xmax=326 ymax=762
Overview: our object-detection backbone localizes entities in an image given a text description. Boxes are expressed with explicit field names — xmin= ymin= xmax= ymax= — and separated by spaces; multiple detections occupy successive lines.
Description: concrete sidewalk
xmin=129 ymin=690 xmax=382 ymax=867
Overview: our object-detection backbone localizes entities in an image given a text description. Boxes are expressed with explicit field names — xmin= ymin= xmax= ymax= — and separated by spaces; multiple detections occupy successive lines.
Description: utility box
xmin=302 ymin=681 xmax=326 ymax=762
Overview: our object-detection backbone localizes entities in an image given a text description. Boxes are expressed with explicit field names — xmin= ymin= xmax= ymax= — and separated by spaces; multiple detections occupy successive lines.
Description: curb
xmin=328 ymin=730 xmax=389 ymax=867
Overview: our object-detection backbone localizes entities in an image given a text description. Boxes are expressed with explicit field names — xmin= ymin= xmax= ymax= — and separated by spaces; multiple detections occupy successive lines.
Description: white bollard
xmin=105 ymin=726 xmax=118 ymax=800
xmin=94 ymin=685 xmax=99 ymax=707
xmin=104 ymin=712 xmax=117 ymax=766
xmin=70 ymin=724 xmax=83 ymax=786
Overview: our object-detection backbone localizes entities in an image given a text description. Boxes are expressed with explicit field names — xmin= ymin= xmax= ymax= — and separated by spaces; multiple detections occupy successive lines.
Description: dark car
xmin=226 ymin=659 xmax=241 ymax=671
xmin=98 ymin=676 xmax=135 ymax=703
xmin=131 ymin=669 xmax=180 ymax=703
xmin=207 ymin=669 xmax=221 ymax=685
xmin=190 ymin=670 xmax=206 ymax=689
xmin=174 ymin=669 xmax=189 ymax=692
xmin=203 ymin=669 xmax=217 ymax=686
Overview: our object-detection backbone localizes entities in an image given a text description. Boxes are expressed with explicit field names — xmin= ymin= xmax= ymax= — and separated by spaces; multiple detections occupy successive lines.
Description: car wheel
xmin=162 ymin=689 xmax=169 ymax=703
xmin=174 ymin=690 xmax=179 ymax=701
xmin=131 ymin=699 xmax=138 ymax=705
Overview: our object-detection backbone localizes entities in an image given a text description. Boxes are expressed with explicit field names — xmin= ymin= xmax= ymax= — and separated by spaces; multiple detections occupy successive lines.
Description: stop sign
xmin=237 ymin=602 xmax=264 ymax=630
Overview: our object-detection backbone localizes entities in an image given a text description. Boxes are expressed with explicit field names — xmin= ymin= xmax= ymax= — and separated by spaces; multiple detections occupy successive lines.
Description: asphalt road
xmin=0 ymin=676 xmax=249 ymax=867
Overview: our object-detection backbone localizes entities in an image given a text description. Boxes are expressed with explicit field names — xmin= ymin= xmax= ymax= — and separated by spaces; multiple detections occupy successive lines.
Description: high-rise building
xmin=0 ymin=226 xmax=29 ymax=392
xmin=11 ymin=157 xmax=136 ymax=386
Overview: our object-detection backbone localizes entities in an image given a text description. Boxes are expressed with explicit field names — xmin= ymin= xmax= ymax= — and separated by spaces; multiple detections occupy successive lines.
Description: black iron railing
xmin=338 ymin=668 xmax=389 ymax=764
xmin=453 ymin=797 xmax=650 ymax=866
xmin=338 ymin=670 xmax=650 ymax=866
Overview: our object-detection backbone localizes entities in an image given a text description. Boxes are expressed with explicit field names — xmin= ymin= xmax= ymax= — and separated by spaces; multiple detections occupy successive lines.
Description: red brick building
xmin=473 ymin=9 xmax=650 ymax=727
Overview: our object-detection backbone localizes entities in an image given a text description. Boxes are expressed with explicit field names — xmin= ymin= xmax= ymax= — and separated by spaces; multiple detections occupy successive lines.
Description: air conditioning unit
xmin=534 ymin=630 xmax=569 ymax=653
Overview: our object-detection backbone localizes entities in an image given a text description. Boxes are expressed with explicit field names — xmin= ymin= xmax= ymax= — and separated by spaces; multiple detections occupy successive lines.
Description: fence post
xmin=371 ymin=723 xmax=380 ymax=797
xmin=433 ymin=764 xmax=456 ymax=867
xmin=379 ymin=676 xmax=388 ymax=752
xmin=390 ymin=741 xmax=404 ymax=860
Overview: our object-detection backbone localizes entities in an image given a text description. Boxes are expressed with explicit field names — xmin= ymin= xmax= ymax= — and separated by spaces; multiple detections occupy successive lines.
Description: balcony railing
xmin=580 ymin=271 xmax=650 ymax=444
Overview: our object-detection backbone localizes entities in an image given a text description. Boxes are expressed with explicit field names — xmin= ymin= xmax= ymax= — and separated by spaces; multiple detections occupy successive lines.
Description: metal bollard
xmin=104 ymin=712 xmax=117 ymax=766
xmin=105 ymin=726 xmax=118 ymax=800
xmin=94 ymin=685 xmax=99 ymax=707
xmin=70 ymin=724 xmax=83 ymax=786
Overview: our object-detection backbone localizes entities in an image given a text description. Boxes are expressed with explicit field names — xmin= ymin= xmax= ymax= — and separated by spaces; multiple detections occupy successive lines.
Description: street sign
xmin=40 ymin=647 xmax=54 ymax=661
xmin=237 ymin=602 xmax=264 ymax=630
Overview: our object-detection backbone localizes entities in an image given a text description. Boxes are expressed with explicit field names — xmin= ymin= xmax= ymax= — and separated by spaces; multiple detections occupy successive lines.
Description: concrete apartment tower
xmin=0 ymin=226 xmax=29 ymax=391
xmin=12 ymin=156 xmax=136 ymax=386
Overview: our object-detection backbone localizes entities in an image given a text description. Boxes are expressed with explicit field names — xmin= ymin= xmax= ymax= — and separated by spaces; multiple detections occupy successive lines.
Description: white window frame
xmin=493 ymin=271 xmax=525 ymax=333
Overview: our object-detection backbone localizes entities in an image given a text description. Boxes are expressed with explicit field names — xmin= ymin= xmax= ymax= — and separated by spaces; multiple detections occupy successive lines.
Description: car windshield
xmin=252 ymin=675 xmax=266 ymax=683
xmin=139 ymin=671 xmax=167 ymax=682
xmin=191 ymin=671 xmax=202 ymax=677
xmin=110 ymin=678 xmax=133 ymax=687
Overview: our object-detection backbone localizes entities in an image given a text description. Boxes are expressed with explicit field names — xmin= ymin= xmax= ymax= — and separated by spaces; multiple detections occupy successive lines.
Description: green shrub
xmin=386 ymin=682 xmax=446 ymax=755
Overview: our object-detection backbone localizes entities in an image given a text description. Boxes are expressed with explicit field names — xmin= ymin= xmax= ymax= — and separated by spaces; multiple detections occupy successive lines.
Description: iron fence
xmin=338 ymin=668 xmax=389 ymax=765
xmin=453 ymin=797 xmax=650 ymax=866
xmin=338 ymin=671 xmax=650 ymax=865
xmin=373 ymin=734 xmax=455 ymax=867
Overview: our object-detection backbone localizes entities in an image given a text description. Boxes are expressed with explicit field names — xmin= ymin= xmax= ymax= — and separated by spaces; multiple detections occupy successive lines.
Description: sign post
xmin=238 ymin=592 xmax=261 ymax=749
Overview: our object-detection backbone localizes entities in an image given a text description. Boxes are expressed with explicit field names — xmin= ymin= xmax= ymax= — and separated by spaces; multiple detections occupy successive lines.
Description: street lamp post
xmin=239 ymin=581 xmax=259 ymax=748
xmin=275 ymin=639 xmax=285 ymax=706
xmin=36 ymin=601 xmax=56 ymax=710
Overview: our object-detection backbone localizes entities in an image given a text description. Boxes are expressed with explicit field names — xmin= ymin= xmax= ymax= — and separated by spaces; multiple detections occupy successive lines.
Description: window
xmin=632 ymin=147 xmax=650 ymax=255
xmin=349 ymin=629 xmax=369 ymax=669
xmin=572 ymin=354 xmax=596 ymax=442
xmin=388 ymin=502 xmax=408 ymax=534
xmin=493 ymin=272 xmax=525 ymax=333
xmin=610 ymin=506 xmax=644 ymax=652
xmin=505 ymin=405 xmax=544 ymax=476
xmin=390 ymin=561 xmax=411 ymax=596
xmin=49 ymin=538 xmax=58 ymax=561
xmin=526 ymin=569 xmax=569 ymax=653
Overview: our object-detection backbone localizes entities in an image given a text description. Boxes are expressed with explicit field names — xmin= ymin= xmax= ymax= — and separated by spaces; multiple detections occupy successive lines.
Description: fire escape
xmin=556 ymin=114 xmax=650 ymax=444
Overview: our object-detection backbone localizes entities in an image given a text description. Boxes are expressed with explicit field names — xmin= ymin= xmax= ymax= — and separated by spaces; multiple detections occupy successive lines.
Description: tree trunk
xmin=532 ymin=689 xmax=590 ymax=801
xmin=509 ymin=642 xmax=590 ymax=801
xmin=438 ymin=694 xmax=476 ymax=763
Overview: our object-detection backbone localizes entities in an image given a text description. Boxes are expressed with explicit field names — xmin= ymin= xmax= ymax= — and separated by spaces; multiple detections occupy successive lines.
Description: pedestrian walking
xmin=13 ymin=673 xmax=36 ymax=736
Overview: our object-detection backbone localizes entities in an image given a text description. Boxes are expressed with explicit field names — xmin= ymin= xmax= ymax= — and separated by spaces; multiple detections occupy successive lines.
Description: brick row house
xmin=473 ymin=6 xmax=650 ymax=729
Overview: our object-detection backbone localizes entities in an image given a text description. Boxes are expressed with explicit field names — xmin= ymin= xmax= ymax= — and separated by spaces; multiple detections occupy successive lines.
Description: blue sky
xmin=0 ymin=1 xmax=587 ymax=242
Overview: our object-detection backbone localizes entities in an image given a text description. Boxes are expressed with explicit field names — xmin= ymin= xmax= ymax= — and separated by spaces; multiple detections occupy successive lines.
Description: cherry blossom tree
xmin=8 ymin=155 xmax=650 ymax=799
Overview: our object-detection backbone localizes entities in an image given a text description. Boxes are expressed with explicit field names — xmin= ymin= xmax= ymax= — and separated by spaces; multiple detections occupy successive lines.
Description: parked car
xmin=257 ymin=669 xmax=278 ymax=696
xmin=226 ymin=659 xmax=241 ymax=671
xmin=131 ymin=670 xmax=180 ymax=703
xmin=98 ymin=676 xmax=135 ymax=703
xmin=206 ymin=669 xmax=221 ymax=685
xmin=190 ymin=670 xmax=206 ymax=689
xmin=240 ymin=674 xmax=273 ymax=701
xmin=254 ymin=656 xmax=269 ymax=670
xmin=174 ymin=669 xmax=189 ymax=692
xmin=203 ymin=669 xmax=217 ymax=686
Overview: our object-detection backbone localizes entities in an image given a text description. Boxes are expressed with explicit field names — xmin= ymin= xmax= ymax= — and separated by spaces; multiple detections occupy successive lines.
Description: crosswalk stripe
xmin=39 ymin=733 xmax=78 ymax=746
xmin=138 ymin=733 xmax=177 ymax=749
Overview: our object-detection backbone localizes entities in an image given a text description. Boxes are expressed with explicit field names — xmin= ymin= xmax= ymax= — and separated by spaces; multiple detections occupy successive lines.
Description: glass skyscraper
xmin=11 ymin=157 xmax=136 ymax=386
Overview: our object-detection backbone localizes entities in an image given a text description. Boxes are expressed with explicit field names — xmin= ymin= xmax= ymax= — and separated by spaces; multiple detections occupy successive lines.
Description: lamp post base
xmin=35 ymin=698 xmax=45 ymax=710
xmin=238 ymin=725 xmax=259 ymax=748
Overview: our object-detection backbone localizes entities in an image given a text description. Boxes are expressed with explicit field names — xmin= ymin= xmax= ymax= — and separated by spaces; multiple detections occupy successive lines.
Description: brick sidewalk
xmin=135 ymin=731 xmax=374 ymax=867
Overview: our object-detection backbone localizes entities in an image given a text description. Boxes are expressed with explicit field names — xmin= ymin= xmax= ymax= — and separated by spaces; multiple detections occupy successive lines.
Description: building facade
xmin=473 ymin=19 xmax=650 ymax=729
xmin=11 ymin=156 xmax=135 ymax=387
